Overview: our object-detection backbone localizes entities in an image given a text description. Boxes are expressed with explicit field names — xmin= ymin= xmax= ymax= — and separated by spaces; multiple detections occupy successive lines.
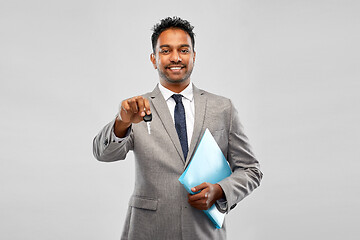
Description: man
xmin=93 ymin=16 xmax=262 ymax=240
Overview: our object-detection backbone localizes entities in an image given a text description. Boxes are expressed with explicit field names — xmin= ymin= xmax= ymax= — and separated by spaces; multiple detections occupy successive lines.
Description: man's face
xmin=151 ymin=28 xmax=196 ymax=87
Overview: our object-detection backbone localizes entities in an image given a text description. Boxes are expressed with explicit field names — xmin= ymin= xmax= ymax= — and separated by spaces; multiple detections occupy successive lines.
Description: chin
xmin=166 ymin=78 xmax=188 ymax=84
xmin=158 ymin=70 xmax=191 ymax=85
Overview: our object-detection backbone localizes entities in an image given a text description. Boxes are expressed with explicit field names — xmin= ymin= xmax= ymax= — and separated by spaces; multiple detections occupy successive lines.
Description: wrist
xmin=114 ymin=116 xmax=131 ymax=138
xmin=117 ymin=112 xmax=131 ymax=124
xmin=215 ymin=184 xmax=225 ymax=200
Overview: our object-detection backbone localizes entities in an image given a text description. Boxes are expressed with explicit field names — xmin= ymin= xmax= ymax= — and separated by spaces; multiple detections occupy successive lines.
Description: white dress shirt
xmin=158 ymin=83 xmax=194 ymax=147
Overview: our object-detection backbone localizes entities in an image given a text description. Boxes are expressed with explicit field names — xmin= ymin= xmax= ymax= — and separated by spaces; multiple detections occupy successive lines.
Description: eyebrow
xmin=159 ymin=44 xmax=191 ymax=49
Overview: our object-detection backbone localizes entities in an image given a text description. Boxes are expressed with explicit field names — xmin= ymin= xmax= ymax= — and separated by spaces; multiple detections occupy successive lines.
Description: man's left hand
xmin=188 ymin=182 xmax=225 ymax=210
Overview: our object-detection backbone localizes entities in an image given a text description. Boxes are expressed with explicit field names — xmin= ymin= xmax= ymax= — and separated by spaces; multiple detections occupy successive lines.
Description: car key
xmin=143 ymin=113 xmax=152 ymax=134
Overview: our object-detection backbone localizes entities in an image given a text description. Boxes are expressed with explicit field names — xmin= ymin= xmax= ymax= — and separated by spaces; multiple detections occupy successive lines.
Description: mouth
xmin=166 ymin=65 xmax=185 ymax=71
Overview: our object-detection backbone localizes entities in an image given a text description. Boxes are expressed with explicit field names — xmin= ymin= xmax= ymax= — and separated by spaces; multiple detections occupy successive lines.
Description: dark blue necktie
xmin=172 ymin=94 xmax=188 ymax=160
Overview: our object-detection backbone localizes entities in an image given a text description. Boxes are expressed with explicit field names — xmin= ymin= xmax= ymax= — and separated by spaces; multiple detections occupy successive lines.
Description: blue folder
xmin=178 ymin=128 xmax=232 ymax=228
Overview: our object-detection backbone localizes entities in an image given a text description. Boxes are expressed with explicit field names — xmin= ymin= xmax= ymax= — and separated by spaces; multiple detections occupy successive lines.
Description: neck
xmin=160 ymin=79 xmax=190 ymax=93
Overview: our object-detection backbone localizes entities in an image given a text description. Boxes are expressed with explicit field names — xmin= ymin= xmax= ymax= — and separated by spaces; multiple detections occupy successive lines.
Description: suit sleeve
xmin=93 ymin=118 xmax=134 ymax=162
xmin=217 ymin=101 xmax=263 ymax=213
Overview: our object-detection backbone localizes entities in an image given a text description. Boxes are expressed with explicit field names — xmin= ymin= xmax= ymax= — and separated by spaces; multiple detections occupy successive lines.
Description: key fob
xmin=143 ymin=113 xmax=152 ymax=122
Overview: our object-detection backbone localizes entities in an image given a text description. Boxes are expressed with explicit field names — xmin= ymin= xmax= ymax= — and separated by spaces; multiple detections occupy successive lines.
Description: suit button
xmin=104 ymin=138 xmax=109 ymax=146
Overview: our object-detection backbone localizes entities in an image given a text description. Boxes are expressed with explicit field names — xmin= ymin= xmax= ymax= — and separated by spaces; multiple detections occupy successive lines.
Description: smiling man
xmin=93 ymin=17 xmax=262 ymax=240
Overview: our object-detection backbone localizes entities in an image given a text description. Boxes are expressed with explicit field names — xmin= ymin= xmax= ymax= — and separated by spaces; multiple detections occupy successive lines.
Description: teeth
xmin=170 ymin=67 xmax=181 ymax=70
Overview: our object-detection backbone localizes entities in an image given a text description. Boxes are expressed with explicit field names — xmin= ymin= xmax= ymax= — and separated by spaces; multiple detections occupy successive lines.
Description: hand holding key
xmin=114 ymin=96 xmax=151 ymax=138
xmin=119 ymin=96 xmax=151 ymax=124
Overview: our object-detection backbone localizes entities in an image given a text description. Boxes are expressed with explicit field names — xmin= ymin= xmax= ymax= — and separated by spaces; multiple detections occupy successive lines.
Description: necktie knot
xmin=172 ymin=94 xmax=183 ymax=104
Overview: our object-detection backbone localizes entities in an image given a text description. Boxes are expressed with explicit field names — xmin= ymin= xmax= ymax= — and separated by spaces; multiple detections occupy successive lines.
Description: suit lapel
xmin=185 ymin=84 xmax=207 ymax=167
xmin=149 ymin=84 xmax=208 ymax=166
xmin=150 ymin=84 xmax=185 ymax=162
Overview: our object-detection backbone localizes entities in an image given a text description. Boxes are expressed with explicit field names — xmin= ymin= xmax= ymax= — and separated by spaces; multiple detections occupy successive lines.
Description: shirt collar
xmin=158 ymin=83 xmax=194 ymax=102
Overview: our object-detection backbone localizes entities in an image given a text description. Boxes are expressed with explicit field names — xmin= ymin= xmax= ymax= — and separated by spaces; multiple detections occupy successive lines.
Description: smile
xmin=166 ymin=65 xmax=185 ymax=70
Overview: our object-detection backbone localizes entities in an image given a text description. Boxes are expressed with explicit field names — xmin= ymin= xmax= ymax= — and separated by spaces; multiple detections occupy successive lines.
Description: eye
xmin=160 ymin=49 xmax=170 ymax=54
xmin=180 ymin=49 xmax=190 ymax=53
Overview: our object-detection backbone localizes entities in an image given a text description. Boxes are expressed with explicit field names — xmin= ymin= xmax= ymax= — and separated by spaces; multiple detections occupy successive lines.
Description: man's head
xmin=151 ymin=16 xmax=195 ymax=53
xmin=150 ymin=17 xmax=196 ymax=92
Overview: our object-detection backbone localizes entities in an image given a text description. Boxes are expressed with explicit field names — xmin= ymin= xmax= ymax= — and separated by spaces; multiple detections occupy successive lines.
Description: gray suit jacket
xmin=93 ymin=84 xmax=262 ymax=240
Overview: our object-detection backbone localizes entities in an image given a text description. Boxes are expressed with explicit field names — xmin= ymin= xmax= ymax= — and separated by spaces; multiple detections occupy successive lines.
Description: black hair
xmin=151 ymin=16 xmax=195 ymax=53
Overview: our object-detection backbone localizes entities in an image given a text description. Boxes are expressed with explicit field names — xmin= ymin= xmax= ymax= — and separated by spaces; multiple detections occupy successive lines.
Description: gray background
xmin=1 ymin=0 xmax=359 ymax=239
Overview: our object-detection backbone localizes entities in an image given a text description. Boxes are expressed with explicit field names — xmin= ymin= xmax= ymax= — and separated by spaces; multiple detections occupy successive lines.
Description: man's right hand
xmin=114 ymin=96 xmax=151 ymax=138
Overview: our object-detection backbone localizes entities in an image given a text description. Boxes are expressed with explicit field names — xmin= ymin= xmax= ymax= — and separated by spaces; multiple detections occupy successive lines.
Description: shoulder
xmin=140 ymin=88 xmax=157 ymax=100
xmin=196 ymin=87 xmax=233 ymax=110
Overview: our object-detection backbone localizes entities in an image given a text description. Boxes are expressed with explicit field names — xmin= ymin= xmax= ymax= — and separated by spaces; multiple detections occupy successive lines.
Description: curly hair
xmin=151 ymin=16 xmax=195 ymax=53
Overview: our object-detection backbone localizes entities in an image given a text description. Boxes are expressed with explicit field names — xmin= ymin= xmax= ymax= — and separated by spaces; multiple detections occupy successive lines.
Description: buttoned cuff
xmin=111 ymin=124 xmax=132 ymax=143
xmin=215 ymin=198 xmax=228 ymax=213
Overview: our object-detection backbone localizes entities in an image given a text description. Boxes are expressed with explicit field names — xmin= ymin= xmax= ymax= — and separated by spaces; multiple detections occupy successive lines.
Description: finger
xmin=191 ymin=182 xmax=209 ymax=193
xmin=128 ymin=98 xmax=139 ymax=113
xmin=188 ymin=189 xmax=208 ymax=202
xmin=189 ymin=199 xmax=206 ymax=207
xmin=121 ymin=100 xmax=130 ymax=114
xmin=204 ymin=192 xmax=209 ymax=198
xmin=193 ymin=196 xmax=215 ymax=208
xmin=119 ymin=100 xmax=133 ymax=123
xmin=144 ymin=98 xmax=151 ymax=115
xmin=121 ymin=105 xmax=128 ymax=113
xmin=135 ymin=97 xmax=145 ymax=117
xmin=188 ymin=200 xmax=209 ymax=210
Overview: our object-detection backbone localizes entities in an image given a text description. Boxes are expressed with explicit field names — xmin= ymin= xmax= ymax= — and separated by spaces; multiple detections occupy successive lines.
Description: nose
xmin=169 ymin=50 xmax=181 ymax=62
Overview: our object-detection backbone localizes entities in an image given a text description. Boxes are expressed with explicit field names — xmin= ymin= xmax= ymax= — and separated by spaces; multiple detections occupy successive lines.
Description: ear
xmin=150 ymin=53 xmax=157 ymax=69
xmin=193 ymin=51 xmax=196 ymax=63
